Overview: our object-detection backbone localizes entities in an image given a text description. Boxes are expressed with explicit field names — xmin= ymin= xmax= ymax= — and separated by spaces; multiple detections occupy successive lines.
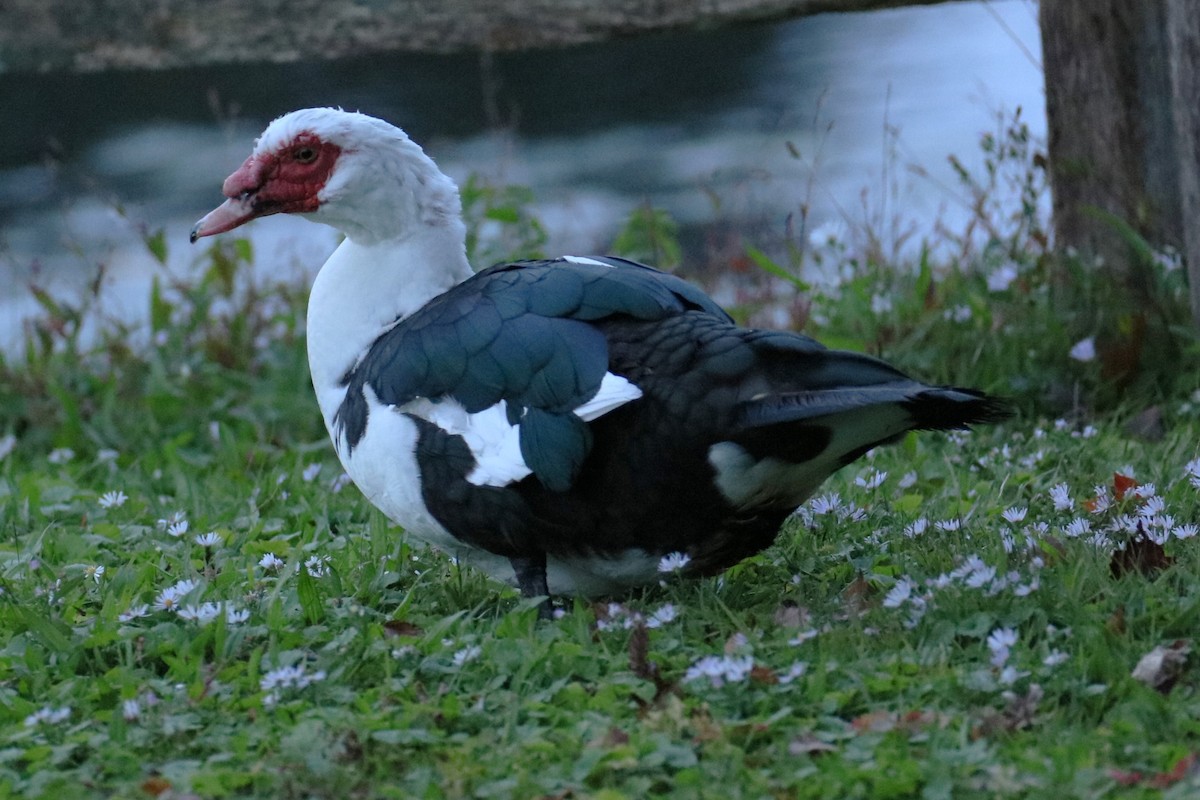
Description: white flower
xmin=23 ymin=706 xmax=71 ymax=727
xmin=1186 ymin=457 xmax=1200 ymax=481
xmin=177 ymin=602 xmax=222 ymax=624
xmin=1133 ymin=484 xmax=1158 ymax=501
xmin=260 ymin=664 xmax=326 ymax=692
xmin=304 ymin=555 xmax=331 ymax=577
xmin=935 ymin=518 xmax=961 ymax=532
xmin=330 ymin=473 xmax=353 ymax=493
xmin=903 ymin=517 xmax=929 ymax=538
xmin=1043 ymin=650 xmax=1070 ymax=667
xmin=684 ymin=655 xmax=755 ymax=688
xmin=986 ymin=263 xmax=1019 ymax=292
xmin=225 ymin=606 xmax=250 ymax=625
xmin=882 ymin=578 xmax=914 ymax=609
xmin=452 ymin=645 xmax=482 ymax=667
xmin=167 ymin=519 xmax=190 ymax=538
xmin=154 ymin=578 xmax=197 ymax=612
xmin=1173 ymin=523 xmax=1199 ymax=540
xmin=84 ymin=564 xmax=105 ymax=583
xmin=657 ymin=552 xmax=691 ymax=573
xmin=808 ymin=220 xmax=845 ymax=248
xmin=1001 ymin=506 xmax=1027 ymax=524
xmin=870 ymin=294 xmax=893 ymax=315
xmin=897 ymin=471 xmax=918 ymax=490
xmin=1079 ymin=425 xmax=1098 ymax=439
xmin=0 ymin=434 xmax=15 ymax=461
xmin=1049 ymin=483 xmax=1073 ymax=512
xmin=259 ymin=553 xmax=285 ymax=571
xmin=48 ymin=448 xmax=75 ymax=464
xmin=788 ymin=628 xmax=820 ymax=646
xmin=987 ymin=627 xmax=1019 ymax=667
xmin=855 ymin=469 xmax=887 ymax=490
xmin=998 ymin=665 xmax=1025 ymax=686
xmin=194 ymin=532 xmax=222 ymax=548
xmin=98 ymin=490 xmax=128 ymax=509
xmin=121 ymin=699 xmax=141 ymax=721
xmin=964 ymin=562 xmax=997 ymax=589
xmin=646 ymin=603 xmax=678 ymax=628
xmin=119 ymin=604 xmax=150 ymax=622
xmin=302 ymin=463 xmax=323 ymax=483
xmin=156 ymin=511 xmax=186 ymax=531
xmin=943 ymin=304 xmax=972 ymax=322
xmin=778 ymin=661 xmax=808 ymax=684
xmin=809 ymin=493 xmax=842 ymax=516
xmin=1069 ymin=337 xmax=1096 ymax=362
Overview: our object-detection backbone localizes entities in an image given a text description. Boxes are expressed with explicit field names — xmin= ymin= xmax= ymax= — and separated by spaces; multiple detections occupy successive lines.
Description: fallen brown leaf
xmin=1110 ymin=522 xmax=1173 ymax=579
xmin=383 ymin=619 xmax=424 ymax=638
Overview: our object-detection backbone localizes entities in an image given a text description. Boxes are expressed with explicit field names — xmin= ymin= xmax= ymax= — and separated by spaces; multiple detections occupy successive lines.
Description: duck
xmin=191 ymin=108 xmax=1009 ymax=612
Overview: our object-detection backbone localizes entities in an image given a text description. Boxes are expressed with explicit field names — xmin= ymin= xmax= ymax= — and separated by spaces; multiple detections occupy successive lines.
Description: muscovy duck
xmin=191 ymin=108 xmax=1009 ymax=608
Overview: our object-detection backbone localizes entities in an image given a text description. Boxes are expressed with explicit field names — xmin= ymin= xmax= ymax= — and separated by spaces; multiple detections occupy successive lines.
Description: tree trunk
xmin=1 ymin=0 xmax=965 ymax=73
xmin=1040 ymin=0 xmax=1200 ymax=324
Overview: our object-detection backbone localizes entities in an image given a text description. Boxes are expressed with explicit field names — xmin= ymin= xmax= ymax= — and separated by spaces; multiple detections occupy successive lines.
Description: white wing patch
xmin=562 ymin=255 xmax=614 ymax=268
xmin=402 ymin=372 xmax=642 ymax=488
xmin=572 ymin=372 xmax=643 ymax=421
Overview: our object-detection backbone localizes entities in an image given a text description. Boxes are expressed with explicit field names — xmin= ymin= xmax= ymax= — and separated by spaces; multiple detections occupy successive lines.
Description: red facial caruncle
xmin=191 ymin=132 xmax=342 ymax=242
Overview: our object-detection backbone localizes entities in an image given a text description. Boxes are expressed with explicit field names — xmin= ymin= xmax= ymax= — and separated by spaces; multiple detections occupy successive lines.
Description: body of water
xmin=0 ymin=0 xmax=1043 ymax=350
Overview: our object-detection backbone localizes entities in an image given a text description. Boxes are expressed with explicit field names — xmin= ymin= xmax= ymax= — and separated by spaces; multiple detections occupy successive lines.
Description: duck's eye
xmin=294 ymin=147 xmax=317 ymax=163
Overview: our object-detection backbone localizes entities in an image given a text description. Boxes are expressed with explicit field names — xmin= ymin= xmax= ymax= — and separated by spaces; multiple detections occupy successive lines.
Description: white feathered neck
xmin=270 ymin=109 xmax=473 ymax=400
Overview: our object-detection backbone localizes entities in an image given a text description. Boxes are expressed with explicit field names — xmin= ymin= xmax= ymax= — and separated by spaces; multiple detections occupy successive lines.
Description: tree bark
xmin=1040 ymin=0 xmax=1200 ymax=323
xmin=1 ymin=0 xmax=966 ymax=73
xmin=1165 ymin=0 xmax=1200 ymax=326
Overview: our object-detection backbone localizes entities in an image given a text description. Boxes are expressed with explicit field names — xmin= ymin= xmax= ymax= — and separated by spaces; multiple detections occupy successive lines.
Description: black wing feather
xmin=334 ymin=257 xmax=726 ymax=489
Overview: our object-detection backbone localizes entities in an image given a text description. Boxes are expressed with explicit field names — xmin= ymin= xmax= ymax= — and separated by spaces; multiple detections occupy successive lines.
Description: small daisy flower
xmin=1044 ymin=650 xmax=1070 ymax=667
xmin=855 ymin=469 xmax=887 ymax=490
xmin=330 ymin=473 xmax=353 ymax=493
xmin=778 ymin=661 xmax=808 ymax=684
xmin=646 ymin=603 xmax=678 ymax=628
xmin=882 ymin=577 xmax=914 ymax=609
xmin=1173 ymin=523 xmax=1199 ymax=540
xmin=897 ymin=471 xmax=918 ymax=490
xmin=809 ymin=493 xmax=842 ymax=516
xmin=260 ymin=664 xmax=325 ymax=692
xmin=118 ymin=604 xmax=150 ymax=622
xmin=1069 ymin=336 xmax=1096 ymax=362
xmin=48 ymin=447 xmax=75 ymax=464
xmin=225 ymin=606 xmax=250 ymax=625
xmin=98 ymin=490 xmax=128 ymax=509
xmin=657 ymin=552 xmax=691 ymax=573
xmin=452 ymin=645 xmax=482 ymax=667
xmin=167 ymin=519 xmax=189 ymax=538
xmin=903 ymin=517 xmax=929 ymax=537
xmin=1049 ymin=483 xmax=1073 ymax=512
xmin=304 ymin=555 xmax=331 ymax=577
xmin=987 ymin=627 xmax=1019 ymax=667
xmin=935 ymin=518 xmax=961 ymax=532
xmin=84 ymin=564 xmax=105 ymax=583
xmin=684 ymin=655 xmax=755 ymax=688
xmin=23 ymin=706 xmax=71 ymax=727
xmin=259 ymin=553 xmax=285 ymax=571
xmin=121 ymin=698 xmax=141 ymax=721
xmin=194 ymin=532 xmax=222 ymax=548
xmin=0 ymin=434 xmax=15 ymax=461
xmin=1001 ymin=506 xmax=1028 ymax=524
xmin=986 ymin=263 xmax=1019 ymax=293
xmin=302 ymin=463 xmax=323 ymax=482
xmin=177 ymin=602 xmax=222 ymax=624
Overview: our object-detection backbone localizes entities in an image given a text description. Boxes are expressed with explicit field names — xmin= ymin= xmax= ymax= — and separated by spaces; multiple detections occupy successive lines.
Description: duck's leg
xmin=510 ymin=552 xmax=554 ymax=620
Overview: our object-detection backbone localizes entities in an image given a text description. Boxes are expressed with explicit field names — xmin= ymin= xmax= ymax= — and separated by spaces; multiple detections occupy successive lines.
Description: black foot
xmin=510 ymin=552 xmax=554 ymax=620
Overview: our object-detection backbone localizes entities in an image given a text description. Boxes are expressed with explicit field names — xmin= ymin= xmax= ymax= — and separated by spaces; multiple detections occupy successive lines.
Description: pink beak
xmin=190 ymin=154 xmax=271 ymax=243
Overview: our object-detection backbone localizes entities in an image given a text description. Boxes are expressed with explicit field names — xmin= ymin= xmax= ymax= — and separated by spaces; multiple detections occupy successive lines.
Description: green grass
xmin=4 ymin=121 xmax=1200 ymax=797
